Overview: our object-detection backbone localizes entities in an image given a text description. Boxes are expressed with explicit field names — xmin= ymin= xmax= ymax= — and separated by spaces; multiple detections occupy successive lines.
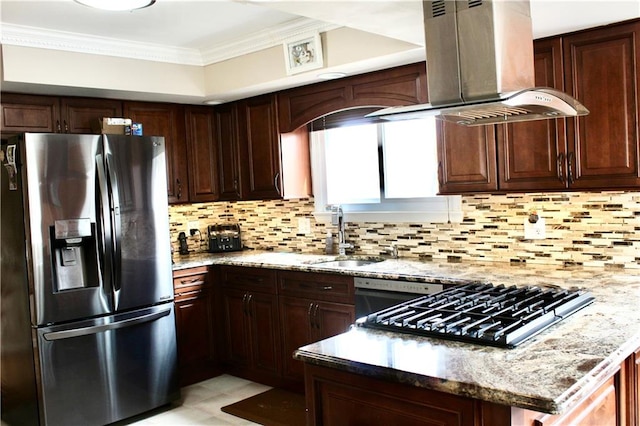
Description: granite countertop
xmin=173 ymin=250 xmax=640 ymax=415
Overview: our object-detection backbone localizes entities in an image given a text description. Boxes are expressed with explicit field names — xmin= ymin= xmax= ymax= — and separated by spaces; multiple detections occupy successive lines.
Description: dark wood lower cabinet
xmin=173 ymin=267 xmax=218 ymax=387
xmin=302 ymin=355 xmax=637 ymax=426
xmin=303 ymin=364 xmax=484 ymax=426
xmin=280 ymin=296 xmax=353 ymax=389
xmin=218 ymin=267 xmax=282 ymax=386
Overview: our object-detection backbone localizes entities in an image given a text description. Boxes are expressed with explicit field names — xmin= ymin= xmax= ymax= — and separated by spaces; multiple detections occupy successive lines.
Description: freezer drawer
xmin=36 ymin=304 xmax=179 ymax=426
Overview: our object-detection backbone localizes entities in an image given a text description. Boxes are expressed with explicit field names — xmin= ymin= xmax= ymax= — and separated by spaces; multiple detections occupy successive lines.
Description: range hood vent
xmin=368 ymin=0 xmax=589 ymax=126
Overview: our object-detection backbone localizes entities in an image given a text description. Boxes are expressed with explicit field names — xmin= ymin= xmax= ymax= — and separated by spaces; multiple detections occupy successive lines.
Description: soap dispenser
xmin=325 ymin=231 xmax=334 ymax=254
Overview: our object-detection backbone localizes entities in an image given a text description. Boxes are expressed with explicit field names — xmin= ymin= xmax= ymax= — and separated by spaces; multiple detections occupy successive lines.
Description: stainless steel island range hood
xmin=369 ymin=0 xmax=589 ymax=126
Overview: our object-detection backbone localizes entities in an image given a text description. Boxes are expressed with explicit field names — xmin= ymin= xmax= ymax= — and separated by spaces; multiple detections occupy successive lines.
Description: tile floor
xmin=122 ymin=374 xmax=272 ymax=425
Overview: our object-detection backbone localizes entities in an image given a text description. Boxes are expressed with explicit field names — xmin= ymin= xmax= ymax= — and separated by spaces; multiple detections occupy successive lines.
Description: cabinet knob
xmin=56 ymin=120 xmax=61 ymax=133
xmin=176 ymin=178 xmax=182 ymax=199
xmin=64 ymin=120 xmax=69 ymax=133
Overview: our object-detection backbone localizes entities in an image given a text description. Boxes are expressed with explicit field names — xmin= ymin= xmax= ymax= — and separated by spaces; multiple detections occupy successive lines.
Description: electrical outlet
xmin=297 ymin=217 xmax=311 ymax=234
xmin=524 ymin=216 xmax=546 ymax=240
xmin=187 ymin=220 xmax=199 ymax=232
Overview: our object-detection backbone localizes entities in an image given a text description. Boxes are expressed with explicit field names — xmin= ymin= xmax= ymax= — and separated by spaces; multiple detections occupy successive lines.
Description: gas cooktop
xmin=355 ymin=283 xmax=594 ymax=348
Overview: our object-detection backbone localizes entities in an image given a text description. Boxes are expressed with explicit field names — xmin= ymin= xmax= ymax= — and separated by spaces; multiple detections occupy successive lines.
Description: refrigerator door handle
xmin=105 ymin=153 xmax=122 ymax=296
xmin=42 ymin=307 xmax=172 ymax=341
xmin=96 ymin=154 xmax=114 ymax=301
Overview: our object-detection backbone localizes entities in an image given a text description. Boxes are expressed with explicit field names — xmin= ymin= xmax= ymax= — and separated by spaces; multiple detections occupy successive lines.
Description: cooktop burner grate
xmin=355 ymin=283 xmax=594 ymax=348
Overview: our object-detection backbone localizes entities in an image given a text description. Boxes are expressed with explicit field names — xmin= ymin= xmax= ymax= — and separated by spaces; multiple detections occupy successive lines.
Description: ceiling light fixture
xmin=74 ymin=0 xmax=156 ymax=11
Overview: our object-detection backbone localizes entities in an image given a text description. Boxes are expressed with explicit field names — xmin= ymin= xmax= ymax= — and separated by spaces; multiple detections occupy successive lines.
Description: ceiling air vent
xmin=468 ymin=0 xmax=483 ymax=8
xmin=431 ymin=0 xmax=446 ymax=17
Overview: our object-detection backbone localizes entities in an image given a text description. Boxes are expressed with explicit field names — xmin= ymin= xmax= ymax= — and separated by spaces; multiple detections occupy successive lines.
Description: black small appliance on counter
xmin=208 ymin=223 xmax=242 ymax=253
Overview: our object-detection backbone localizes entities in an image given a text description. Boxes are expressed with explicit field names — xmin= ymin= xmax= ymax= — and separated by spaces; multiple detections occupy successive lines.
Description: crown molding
xmin=0 ymin=18 xmax=340 ymax=67
xmin=200 ymin=18 xmax=340 ymax=65
xmin=0 ymin=24 xmax=203 ymax=65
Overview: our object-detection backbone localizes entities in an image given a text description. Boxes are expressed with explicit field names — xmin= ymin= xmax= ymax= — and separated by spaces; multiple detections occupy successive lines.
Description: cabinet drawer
xmin=220 ymin=266 xmax=277 ymax=294
xmin=173 ymin=266 xmax=210 ymax=296
xmin=279 ymin=271 xmax=354 ymax=304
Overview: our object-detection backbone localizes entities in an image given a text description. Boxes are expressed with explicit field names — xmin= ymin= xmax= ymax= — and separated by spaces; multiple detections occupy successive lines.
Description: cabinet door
xmin=564 ymin=21 xmax=640 ymax=189
xmin=214 ymin=104 xmax=241 ymax=200
xmin=247 ymin=292 xmax=282 ymax=378
xmin=498 ymin=38 xmax=568 ymax=191
xmin=280 ymin=296 xmax=315 ymax=382
xmin=175 ymin=291 xmax=216 ymax=386
xmin=280 ymin=296 xmax=353 ymax=386
xmin=238 ymin=95 xmax=282 ymax=200
xmin=437 ymin=121 xmax=498 ymax=193
xmin=305 ymin=364 xmax=477 ymax=426
xmin=124 ymin=102 xmax=188 ymax=204
xmin=173 ymin=267 xmax=217 ymax=386
xmin=219 ymin=287 xmax=251 ymax=369
xmin=185 ymin=106 xmax=219 ymax=202
xmin=315 ymin=302 xmax=354 ymax=341
xmin=61 ymin=97 xmax=122 ymax=134
xmin=1 ymin=93 xmax=60 ymax=134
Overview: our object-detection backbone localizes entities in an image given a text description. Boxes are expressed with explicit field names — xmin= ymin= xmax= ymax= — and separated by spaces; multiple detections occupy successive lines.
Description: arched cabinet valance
xmin=277 ymin=62 xmax=428 ymax=133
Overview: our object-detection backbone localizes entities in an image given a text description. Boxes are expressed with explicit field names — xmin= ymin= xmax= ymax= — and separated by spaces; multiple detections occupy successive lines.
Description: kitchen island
xmin=173 ymin=251 xmax=640 ymax=424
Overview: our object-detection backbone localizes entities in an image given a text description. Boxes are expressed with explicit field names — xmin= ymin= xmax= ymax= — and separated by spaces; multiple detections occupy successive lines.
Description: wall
xmin=169 ymin=191 xmax=640 ymax=269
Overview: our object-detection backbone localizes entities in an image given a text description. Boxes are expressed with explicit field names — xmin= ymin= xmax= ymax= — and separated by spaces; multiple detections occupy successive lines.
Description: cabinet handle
xmin=242 ymin=293 xmax=248 ymax=316
xmin=567 ymin=152 xmax=575 ymax=185
xmin=557 ymin=153 xmax=565 ymax=183
xmin=308 ymin=303 xmax=314 ymax=326
xmin=176 ymin=178 xmax=182 ymax=200
xmin=233 ymin=178 xmax=238 ymax=190
xmin=56 ymin=120 xmax=62 ymax=133
xmin=322 ymin=286 xmax=333 ymax=291
xmin=313 ymin=303 xmax=320 ymax=329
xmin=180 ymin=278 xmax=201 ymax=284
xmin=438 ymin=161 xmax=444 ymax=184
xmin=246 ymin=294 xmax=253 ymax=317
xmin=64 ymin=120 xmax=69 ymax=133
xmin=274 ymin=172 xmax=281 ymax=196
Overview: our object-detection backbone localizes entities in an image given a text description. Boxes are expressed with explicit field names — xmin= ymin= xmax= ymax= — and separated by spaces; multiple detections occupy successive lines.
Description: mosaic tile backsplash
xmin=169 ymin=191 xmax=640 ymax=269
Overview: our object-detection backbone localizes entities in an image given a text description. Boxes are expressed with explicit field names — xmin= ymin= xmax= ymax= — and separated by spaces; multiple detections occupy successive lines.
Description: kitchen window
xmin=310 ymin=116 xmax=462 ymax=223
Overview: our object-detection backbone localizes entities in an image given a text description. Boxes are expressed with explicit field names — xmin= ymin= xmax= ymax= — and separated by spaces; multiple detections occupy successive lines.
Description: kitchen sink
xmin=312 ymin=258 xmax=384 ymax=268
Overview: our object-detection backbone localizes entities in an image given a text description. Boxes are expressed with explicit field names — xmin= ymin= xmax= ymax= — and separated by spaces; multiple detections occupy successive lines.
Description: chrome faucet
xmin=330 ymin=206 xmax=353 ymax=256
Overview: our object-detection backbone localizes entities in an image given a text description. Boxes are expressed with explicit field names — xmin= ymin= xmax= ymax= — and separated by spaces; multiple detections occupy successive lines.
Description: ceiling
xmin=1 ymin=0 xmax=639 ymax=101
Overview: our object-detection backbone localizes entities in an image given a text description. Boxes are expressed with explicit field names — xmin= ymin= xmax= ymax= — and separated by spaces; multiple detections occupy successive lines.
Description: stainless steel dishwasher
xmin=354 ymin=277 xmax=444 ymax=319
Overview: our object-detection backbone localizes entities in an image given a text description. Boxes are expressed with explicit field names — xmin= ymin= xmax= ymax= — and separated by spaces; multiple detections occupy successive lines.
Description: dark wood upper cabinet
xmin=437 ymin=122 xmax=498 ymax=193
xmin=1 ymin=93 xmax=121 ymax=135
xmin=214 ymin=103 xmax=242 ymax=201
xmin=439 ymin=19 xmax=640 ymax=194
xmin=497 ymin=37 xmax=568 ymax=191
xmin=277 ymin=62 xmax=428 ymax=132
xmin=123 ymin=101 xmax=188 ymax=204
xmin=1 ymin=93 xmax=60 ymax=134
xmin=185 ymin=106 xmax=219 ymax=203
xmin=564 ymin=20 xmax=640 ymax=189
xmin=60 ymin=97 xmax=122 ymax=134
xmin=237 ymin=94 xmax=282 ymax=200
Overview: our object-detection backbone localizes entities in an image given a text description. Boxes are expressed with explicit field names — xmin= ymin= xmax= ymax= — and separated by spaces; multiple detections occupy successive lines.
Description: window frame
xmin=309 ymin=119 xmax=462 ymax=224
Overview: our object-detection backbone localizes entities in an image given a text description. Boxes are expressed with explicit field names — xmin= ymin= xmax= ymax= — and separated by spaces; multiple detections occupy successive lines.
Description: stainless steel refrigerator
xmin=1 ymin=133 xmax=180 ymax=426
